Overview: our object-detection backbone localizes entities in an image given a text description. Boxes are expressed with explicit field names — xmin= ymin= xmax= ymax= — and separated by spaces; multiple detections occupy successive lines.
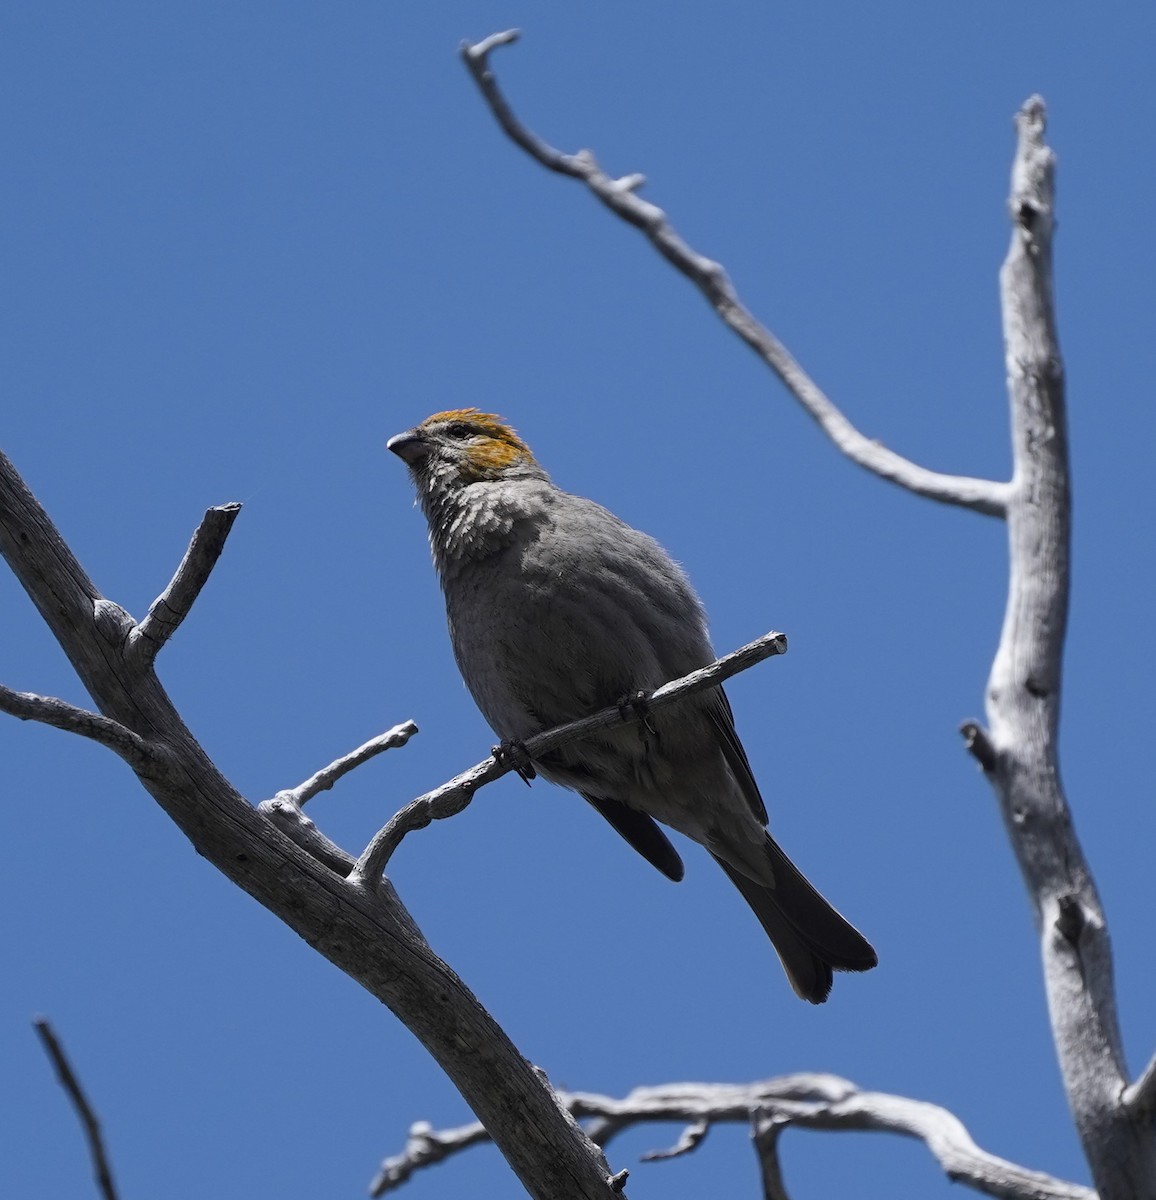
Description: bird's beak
xmin=387 ymin=429 xmax=429 ymax=465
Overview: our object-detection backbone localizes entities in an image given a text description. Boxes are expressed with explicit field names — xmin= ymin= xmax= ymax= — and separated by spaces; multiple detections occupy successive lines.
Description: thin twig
xmin=275 ymin=721 xmax=419 ymax=807
xmin=373 ymin=1074 xmax=1094 ymax=1200
xmin=752 ymin=1112 xmax=793 ymax=1200
xmin=461 ymin=31 xmax=1010 ymax=518
xmin=370 ymin=1120 xmax=493 ymax=1196
xmin=351 ymin=631 xmax=787 ymax=887
xmin=0 ymin=685 xmax=151 ymax=767
xmin=960 ymin=720 xmax=998 ymax=772
xmin=33 ymin=1018 xmax=120 ymax=1200
xmin=129 ymin=503 xmax=242 ymax=664
xmin=640 ymin=1118 xmax=709 ymax=1162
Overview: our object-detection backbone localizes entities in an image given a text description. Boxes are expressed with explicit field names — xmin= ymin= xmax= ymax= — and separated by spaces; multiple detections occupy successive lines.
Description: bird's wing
xmin=582 ymin=793 xmax=685 ymax=882
xmin=706 ymin=687 xmax=769 ymax=825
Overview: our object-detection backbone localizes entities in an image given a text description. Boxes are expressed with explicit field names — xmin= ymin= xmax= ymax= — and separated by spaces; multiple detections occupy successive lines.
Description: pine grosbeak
xmin=388 ymin=409 xmax=876 ymax=1002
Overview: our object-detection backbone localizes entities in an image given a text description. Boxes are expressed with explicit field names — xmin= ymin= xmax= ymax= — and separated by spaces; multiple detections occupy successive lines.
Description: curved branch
xmin=34 ymin=1018 xmax=120 ymax=1200
xmin=352 ymin=631 xmax=788 ymax=884
xmin=461 ymin=30 xmax=1010 ymax=518
xmin=0 ymin=685 xmax=151 ymax=766
xmin=373 ymin=1075 xmax=1095 ymax=1200
xmin=981 ymin=98 xmax=1156 ymax=1197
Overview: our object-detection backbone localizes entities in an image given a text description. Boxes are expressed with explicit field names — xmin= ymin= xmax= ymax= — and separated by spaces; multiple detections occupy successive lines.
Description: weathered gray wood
xmin=976 ymin=98 xmax=1156 ymax=1198
xmin=0 ymin=453 xmax=624 ymax=1200
xmin=372 ymin=1074 xmax=1096 ymax=1200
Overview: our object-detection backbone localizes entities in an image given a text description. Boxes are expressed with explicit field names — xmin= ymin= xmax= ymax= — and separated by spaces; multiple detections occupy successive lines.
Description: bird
xmin=387 ymin=408 xmax=876 ymax=1002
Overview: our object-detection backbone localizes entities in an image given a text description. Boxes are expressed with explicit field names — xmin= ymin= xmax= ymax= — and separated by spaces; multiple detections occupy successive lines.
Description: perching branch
xmin=461 ymin=30 xmax=1010 ymax=518
xmin=34 ymin=1018 xmax=120 ymax=1200
xmin=351 ymin=631 xmax=788 ymax=886
xmin=372 ymin=1075 xmax=1095 ymax=1200
xmin=128 ymin=503 xmax=241 ymax=665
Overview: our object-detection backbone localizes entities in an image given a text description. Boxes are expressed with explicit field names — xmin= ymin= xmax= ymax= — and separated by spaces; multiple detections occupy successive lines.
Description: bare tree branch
xmin=751 ymin=1112 xmax=792 ymax=1200
xmin=0 ymin=685 xmax=152 ymax=766
xmin=257 ymin=793 xmax=431 ymax=947
xmin=1121 ymin=1052 xmax=1156 ymax=1116
xmin=639 ymin=1117 xmax=709 ymax=1162
xmin=258 ymin=793 xmax=360 ymax=876
xmin=370 ymin=1120 xmax=494 ymax=1196
xmin=960 ymin=719 xmax=998 ymax=772
xmin=0 ymin=448 xmax=626 ymax=1200
xmin=274 ymin=721 xmax=419 ymax=808
xmin=460 ymin=30 xmax=1010 ymax=518
xmin=979 ymin=97 xmax=1156 ymax=1198
xmin=374 ymin=1075 xmax=1095 ymax=1200
xmin=33 ymin=1018 xmax=120 ymax=1200
xmin=351 ymin=631 xmax=788 ymax=885
xmin=128 ymin=503 xmax=241 ymax=665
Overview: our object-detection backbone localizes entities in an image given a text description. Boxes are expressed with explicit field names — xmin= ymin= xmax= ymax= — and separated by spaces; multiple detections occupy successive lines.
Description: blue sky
xmin=3 ymin=3 xmax=1155 ymax=1197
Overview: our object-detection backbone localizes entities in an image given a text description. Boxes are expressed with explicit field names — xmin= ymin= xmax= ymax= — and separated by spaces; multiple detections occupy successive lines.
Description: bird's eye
xmin=444 ymin=423 xmax=474 ymax=440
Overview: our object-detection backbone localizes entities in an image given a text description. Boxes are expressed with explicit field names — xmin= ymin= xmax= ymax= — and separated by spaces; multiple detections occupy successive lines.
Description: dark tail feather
xmin=712 ymin=836 xmax=877 ymax=1004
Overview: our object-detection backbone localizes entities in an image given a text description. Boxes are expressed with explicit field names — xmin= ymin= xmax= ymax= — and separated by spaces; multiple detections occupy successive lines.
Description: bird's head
xmin=388 ymin=409 xmax=551 ymax=569
xmin=387 ymin=409 xmax=543 ymax=490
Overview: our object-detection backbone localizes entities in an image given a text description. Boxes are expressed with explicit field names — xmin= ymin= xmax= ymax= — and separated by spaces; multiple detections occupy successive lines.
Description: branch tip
xmin=959 ymin=721 xmax=998 ymax=772
xmin=354 ymin=632 xmax=787 ymax=882
xmin=278 ymin=720 xmax=419 ymax=808
xmin=130 ymin=502 xmax=242 ymax=664
xmin=1122 ymin=1051 xmax=1156 ymax=1115
xmin=462 ymin=28 xmax=520 ymax=62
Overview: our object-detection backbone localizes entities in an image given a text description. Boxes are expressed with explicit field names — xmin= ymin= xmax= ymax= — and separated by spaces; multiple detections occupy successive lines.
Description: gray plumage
xmin=388 ymin=409 xmax=876 ymax=1002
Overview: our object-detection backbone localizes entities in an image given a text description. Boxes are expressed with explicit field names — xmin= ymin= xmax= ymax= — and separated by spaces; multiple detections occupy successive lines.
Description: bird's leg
xmin=617 ymin=690 xmax=658 ymax=737
xmin=492 ymin=739 xmax=536 ymax=786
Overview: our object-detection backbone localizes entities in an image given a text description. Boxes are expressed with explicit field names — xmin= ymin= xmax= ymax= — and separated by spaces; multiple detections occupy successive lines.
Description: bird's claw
xmin=617 ymin=689 xmax=658 ymax=736
xmin=493 ymin=739 xmax=536 ymax=785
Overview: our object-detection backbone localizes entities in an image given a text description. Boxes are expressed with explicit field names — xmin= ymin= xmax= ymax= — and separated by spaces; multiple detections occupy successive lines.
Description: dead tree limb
xmin=373 ymin=1075 xmax=1094 ymax=1200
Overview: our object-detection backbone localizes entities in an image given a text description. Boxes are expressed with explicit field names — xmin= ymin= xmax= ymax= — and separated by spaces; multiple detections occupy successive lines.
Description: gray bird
xmin=388 ymin=408 xmax=877 ymax=1002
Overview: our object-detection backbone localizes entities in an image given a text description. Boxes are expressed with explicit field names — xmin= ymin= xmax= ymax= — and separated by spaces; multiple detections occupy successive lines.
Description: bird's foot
xmin=493 ymin=739 xmax=536 ymax=786
xmin=617 ymin=690 xmax=658 ymax=736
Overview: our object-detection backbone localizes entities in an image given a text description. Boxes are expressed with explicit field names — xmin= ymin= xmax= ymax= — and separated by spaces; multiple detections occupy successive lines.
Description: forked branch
xmin=372 ymin=1075 xmax=1094 ymax=1200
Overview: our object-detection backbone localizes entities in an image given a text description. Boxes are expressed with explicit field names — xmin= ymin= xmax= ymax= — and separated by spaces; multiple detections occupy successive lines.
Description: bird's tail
xmin=712 ymin=836 xmax=877 ymax=1003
